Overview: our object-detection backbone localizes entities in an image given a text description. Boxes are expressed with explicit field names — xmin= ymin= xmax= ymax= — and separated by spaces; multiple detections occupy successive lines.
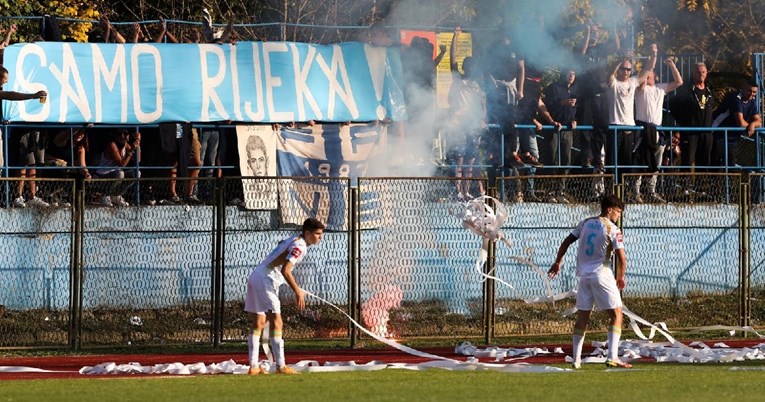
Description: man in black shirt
xmin=544 ymin=69 xmax=579 ymax=203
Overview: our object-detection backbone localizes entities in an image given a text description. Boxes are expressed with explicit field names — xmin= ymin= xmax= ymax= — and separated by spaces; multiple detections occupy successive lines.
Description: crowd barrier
xmin=0 ymin=174 xmax=763 ymax=349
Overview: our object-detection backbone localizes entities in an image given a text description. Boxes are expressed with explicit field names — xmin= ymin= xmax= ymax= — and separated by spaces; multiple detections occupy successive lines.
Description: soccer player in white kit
xmin=245 ymin=218 xmax=325 ymax=375
xmin=547 ymin=195 xmax=631 ymax=369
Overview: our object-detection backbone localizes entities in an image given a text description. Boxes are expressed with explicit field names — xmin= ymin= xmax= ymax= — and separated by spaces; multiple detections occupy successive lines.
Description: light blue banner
xmin=1 ymin=41 xmax=406 ymax=124
xmin=275 ymin=123 xmax=385 ymax=230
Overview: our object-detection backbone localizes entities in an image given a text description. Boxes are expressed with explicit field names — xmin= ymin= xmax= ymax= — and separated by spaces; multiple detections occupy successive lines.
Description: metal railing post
xmin=212 ymin=177 xmax=226 ymax=346
xmin=483 ymin=187 xmax=497 ymax=345
xmin=69 ymin=179 xmax=85 ymax=350
xmin=349 ymin=186 xmax=360 ymax=347
xmin=739 ymin=178 xmax=751 ymax=330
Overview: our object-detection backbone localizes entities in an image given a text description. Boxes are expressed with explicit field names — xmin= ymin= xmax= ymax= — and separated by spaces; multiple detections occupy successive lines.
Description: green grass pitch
xmin=3 ymin=363 xmax=765 ymax=401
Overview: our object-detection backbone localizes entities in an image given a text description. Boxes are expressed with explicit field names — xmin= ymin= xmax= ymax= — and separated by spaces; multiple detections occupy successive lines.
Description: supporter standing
xmin=633 ymin=50 xmax=683 ymax=203
xmin=99 ymin=16 xmax=145 ymax=43
xmin=1 ymin=65 xmax=48 ymax=205
xmin=448 ymin=27 xmax=486 ymax=199
xmin=487 ymin=31 xmax=525 ymax=174
xmin=195 ymin=125 xmax=221 ymax=201
xmin=9 ymin=128 xmax=50 ymax=208
xmin=401 ymin=36 xmax=446 ymax=164
xmin=669 ymin=62 xmax=716 ymax=169
xmin=543 ymin=68 xmax=579 ymax=203
xmin=156 ymin=122 xmax=200 ymax=205
xmin=604 ymin=52 xmax=654 ymax=188
xmin=576 ymin=23 xmax=618 ymax=171
xmin=510 ymin=80 xmax=557 ymax=202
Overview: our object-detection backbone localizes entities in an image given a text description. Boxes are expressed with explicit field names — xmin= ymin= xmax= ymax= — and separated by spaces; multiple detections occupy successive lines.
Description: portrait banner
xmin=236 ymin=125 xmax=278 ymax=210
xmin=276 ymin=123 xmax=387 ymax=230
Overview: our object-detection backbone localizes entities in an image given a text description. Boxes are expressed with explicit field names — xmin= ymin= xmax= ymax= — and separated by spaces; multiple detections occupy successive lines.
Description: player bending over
xmin=245 ymin=218 xmax=325 ymax=375
xmin=548 ymin=195 xmax=632 ymax=369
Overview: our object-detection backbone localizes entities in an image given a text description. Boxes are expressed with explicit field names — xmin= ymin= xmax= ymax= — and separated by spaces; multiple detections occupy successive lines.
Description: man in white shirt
xmin=633 ymin=46 xmax=683 ymax=203
xmin=605 ymin=53 xmax=654 ymax=179
xmin=245 ymin=218 xmax=325 ymax=375
xmin=548 ymin=194 xmax=631 ymax=369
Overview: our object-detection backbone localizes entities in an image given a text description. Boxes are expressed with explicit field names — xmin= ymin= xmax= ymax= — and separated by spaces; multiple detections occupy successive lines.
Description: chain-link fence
xmin=79 ymin=177 xmax=216 ymax=347
xmin=221 ymin=177 xmax=352 ymax=342
xmin=750 ymin=172 xmax=765 ymax=327
xmin=493 ymin=174 xmax=614 ymax=336
xmin=0 ymin=178 xmax=75 ymax=347
xmin=1 ymin=173 xmax=764 ymax=349
xmin=621 ymin=173 xmax=743 ymax=330
xmin=357 ymin=177 xmax=487 ymax=339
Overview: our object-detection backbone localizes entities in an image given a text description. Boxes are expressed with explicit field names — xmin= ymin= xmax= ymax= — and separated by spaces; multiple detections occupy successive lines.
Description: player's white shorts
xmin=576 ymin=273 xmax=622 ymax=311
xmin=244 ymin=270 xmax=281 ymax=315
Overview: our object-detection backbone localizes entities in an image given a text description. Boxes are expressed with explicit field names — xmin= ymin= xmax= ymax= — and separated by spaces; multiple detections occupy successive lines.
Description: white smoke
xmin=362 ymin=0 xmax=639 ymax=178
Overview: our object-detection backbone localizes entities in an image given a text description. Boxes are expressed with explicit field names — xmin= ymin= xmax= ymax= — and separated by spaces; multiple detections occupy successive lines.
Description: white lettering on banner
xmin=92 ymin=44 xmax=128 ymax=122
xmin=315 ymin=45 xmax=359 ymax=120
xmin=290 ymin=43 xmax=322 ymax=121
xmin=244 ymin=43 xmax=266 ymax=121
xmin=14 ymin=44 xmax=49 ymax=121
xmin=200 ymin=45 xmax=230 ymax=121
xmin=363 ymin=45 xmax=386 ymax=120
xmin=340 ymin=125 xmax=381 ymax=162
xmin=131 ymin=44 xmax=162 ymax=123
xmin=263 ymin=42 xmax=294 ymax=122
xmin=3 ymin=42 xmax=398 ymax=124
xmin=229 ymin=45 xmax=243 ymax=121
xmin=49 ymin=44 xmax=92 ymax=122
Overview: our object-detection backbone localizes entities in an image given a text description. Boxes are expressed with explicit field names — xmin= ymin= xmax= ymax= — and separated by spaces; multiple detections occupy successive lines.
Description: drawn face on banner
xmin=246 ymin=134 xmax=269 ymax=176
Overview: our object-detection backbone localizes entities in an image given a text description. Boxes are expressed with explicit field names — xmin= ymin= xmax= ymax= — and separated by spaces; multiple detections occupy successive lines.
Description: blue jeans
xmin=506 ymin=128 xmax=540 ymax=196
xmin=199 ymin=129 xmax=220 ymax=178
xmin=519 ymin=128 xmax=539 ymax=193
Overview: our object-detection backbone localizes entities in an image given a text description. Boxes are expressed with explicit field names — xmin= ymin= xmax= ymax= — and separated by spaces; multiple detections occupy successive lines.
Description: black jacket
xmin=545 ymin=80 xmax=579 ymax=127
xmin=668 ymin=81 xmax=715 ymax=128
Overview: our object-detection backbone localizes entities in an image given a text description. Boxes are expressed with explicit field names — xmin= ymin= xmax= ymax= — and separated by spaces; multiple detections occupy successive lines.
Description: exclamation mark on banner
xmin=363 ymin=44 xmax=387 ymax=121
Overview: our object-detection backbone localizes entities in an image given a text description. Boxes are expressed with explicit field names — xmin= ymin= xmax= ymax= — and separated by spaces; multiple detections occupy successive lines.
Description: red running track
xmin=1 ymin=340 xmax=761 ymax=380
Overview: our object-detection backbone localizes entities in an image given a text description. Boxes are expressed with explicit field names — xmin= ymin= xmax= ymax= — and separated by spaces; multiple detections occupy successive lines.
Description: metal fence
xmin=749 ymin=172 xmax=765 ymax=328
xmin=0 ymin=173 xmax=763 ymax=349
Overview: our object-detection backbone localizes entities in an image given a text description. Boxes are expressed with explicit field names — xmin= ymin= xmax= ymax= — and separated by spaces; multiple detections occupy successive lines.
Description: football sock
xmin=248 ymin=328 xmax=262 ymax=367
xmin=607 ymin=325 xmax=622 ymax=360
xmin=572 ymin=328 xmax=586 ymax=363
xmin=271 ymin=329 xmax=286 ymax=367
xmin=261 ymin=321 xmax=272 ymax=361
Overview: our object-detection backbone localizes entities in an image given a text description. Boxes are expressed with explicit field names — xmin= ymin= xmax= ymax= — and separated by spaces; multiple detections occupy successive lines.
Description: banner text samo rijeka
xmin=1 ymin=41 xmax=405 ymax=124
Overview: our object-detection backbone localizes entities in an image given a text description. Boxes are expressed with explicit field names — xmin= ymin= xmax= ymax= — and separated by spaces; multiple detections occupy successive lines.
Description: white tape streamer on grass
xmin=304 ymin=290 xmax=457 ymax=362
xmin=77 ymin=288 xmax=572 ymax=375
xmin=0 ymin=366 xmax=71 ymax=373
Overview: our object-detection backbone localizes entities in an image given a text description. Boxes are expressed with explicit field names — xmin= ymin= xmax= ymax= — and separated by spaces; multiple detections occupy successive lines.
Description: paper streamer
xmin=454 ymin=195 xmax=554 ymax=302
xmin=0 ymin=366 xmax=71 ymax=373
xmin=304 ymin=290 xmax=458 ymax=363
xmin=77 ymin=358 xmax=569 ymax=375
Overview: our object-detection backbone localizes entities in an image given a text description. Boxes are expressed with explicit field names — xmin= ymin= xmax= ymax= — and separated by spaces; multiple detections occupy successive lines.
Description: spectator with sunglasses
xmin=603 ymin=54 xmax=654 ymax=190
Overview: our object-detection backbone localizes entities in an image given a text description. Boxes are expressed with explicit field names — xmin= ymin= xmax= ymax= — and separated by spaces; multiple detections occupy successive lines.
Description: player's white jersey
xmin=571 ymin=216 xmax=624 ymax=278
xmin=253 ymin=235 xmax=307 ymax=287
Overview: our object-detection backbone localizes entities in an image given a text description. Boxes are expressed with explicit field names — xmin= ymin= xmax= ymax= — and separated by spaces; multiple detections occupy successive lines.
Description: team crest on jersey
xmin=290 ymin=247 xmax=303 ymax=259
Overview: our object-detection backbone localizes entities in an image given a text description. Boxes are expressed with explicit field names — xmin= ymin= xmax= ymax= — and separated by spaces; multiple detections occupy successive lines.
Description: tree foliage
xmin=1 ymin=0 xmax=99 ymax=42
xmin=1 ymin=0 xmax=762 ymax=79
xmin=639 ymin=0 xmax=764 ymax=74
